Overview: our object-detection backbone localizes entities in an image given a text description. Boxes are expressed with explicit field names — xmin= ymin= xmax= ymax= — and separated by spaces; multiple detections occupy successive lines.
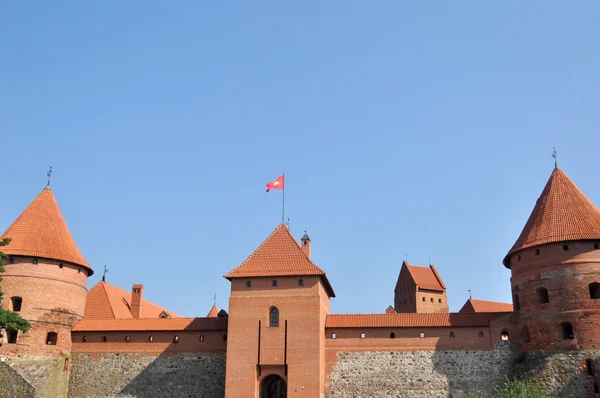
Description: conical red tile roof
xmin=504 ymin=168 xmax=600 ymax=265
xmin=0 ymin=188 xmax=92 ymax=273
xmin=224 ymin=224 xmax=335 ymax=297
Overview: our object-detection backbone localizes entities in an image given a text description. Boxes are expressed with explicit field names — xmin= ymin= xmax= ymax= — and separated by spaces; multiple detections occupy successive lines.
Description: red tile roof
xmin=224 ymin=224 xmax=335 ymax=297
xmin=206 ymin=305 xmax=219 ymax=318
xmin=326 ymin=312 xmax=509 ymax=328
xmin=459 ymin=299 xmax=513 ymax=313
xmin=504 ymin=168 xmax=600 ymax=265
xmin=72 ymin=317 xmax=227 ymax=332
xmin=84 ymin=281 xmax=182 ymax=319
xmin=385 ymin=305 xmax=396 ymax=314
xmin=404 ymin=261 xmax=446 ymax=291
xmin=1 ymin=188 xmax=92 ymax=273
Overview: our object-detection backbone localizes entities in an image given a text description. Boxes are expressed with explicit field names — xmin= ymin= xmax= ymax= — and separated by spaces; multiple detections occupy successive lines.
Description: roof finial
xmin=552 ymin=147 xmax=559 ymax=170
xmin=102 ymin=265 xmax=109 ymax=282
xmin=404 ymin=254 xmax=408 ymax=262
xmin=46 ymin=166 xmax=53 ymax=187
xmin=214 ymin=294 xmax=217 ymax=306
xmin=468 ymin=289 xmax=472 ymax=299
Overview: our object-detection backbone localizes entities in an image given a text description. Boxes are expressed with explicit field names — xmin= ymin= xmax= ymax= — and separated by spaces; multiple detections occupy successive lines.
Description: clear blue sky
xmin=1 ymin=2 xmax=599 ymax=316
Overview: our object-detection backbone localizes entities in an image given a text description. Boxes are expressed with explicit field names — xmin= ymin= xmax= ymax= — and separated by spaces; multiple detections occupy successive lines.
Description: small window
xmin=200 ymin=335 xmax=205 ymax=342
xmin=33 ymin=258 xmax=38 ymax=264
xmin=360 ymin=332 xmax=366 ymax=339
xmin=59 ymin=263 xmax=64 ymax=269
xmin=102 ymin=336 xmax=107 ymax=343
xmin=390 ymin=332 xmax=395 ymax=339
xmin=82 ymin=336 xmax=87 ymax=342
xmin=331 ymin=333 xmax=337 ymax=339
xmin=125 ymin=335 xmax=130 ymax=342
xmin=438 ymin=299 xmax=442 ymax=304
xmin=269 ymin=307 xmax=279 ymax=327
xmin=594 ymin=243 xmax=599 ymax=250
xmin=501 ymin=331 xmax=509 ymax=341
xmin=78 ymin=268 xmax=81 ymax=273
xmin=521 ymin=327 xmax=530 ymax=343
xmin=46 ymin=332 xmax=58 ymax=345
xmin=223 ymin=335 xmax=227 ymax=341
xmin=478 ymin=331 xmax=484 ymax=339
xmin=537 ymin=287 xmax=549 ymax=304
xmin=430 ymin=298 xmax=433 ymax=303
xmin=518 ymin=255 xmax=521 ymax=261
xmin=298 ymin=279 xmax=304 ymax=287
xmin=272 ymin=280 xmax=277 ymax=287
xmin=535 ymin=249 xmax=540 ymax=256
xmin=246 ymin=280 xmax=251 ymax=288
xmin=449 ymin=331 xmax=455 ymax=338
xmin=590 ymin=283 xmax=600 ymax=299
xmin=595 ymin=383 xmax=599 ymax=395
xmin=7 ymin=329 xmax=18 ymax=344
xmin=561 ymin=322 xmax=574 ymax=340
xmin=11 ymin=297 xmax=22 ymax=312
xmin=9 ymin=256 xmax=14 ymax=264
xmin=563 ymin=244 xmax=569 ymax=251
xmin=173 ymin=335 xmax=179 ymax=343
xmin=422 ymin=297 xmax=425 ymax=302
xmin=514 ymin=294 xmax=520 ymax=311
xmin=586 ymin=358 xmax=594 ymax=376
xmin=419 ymin=332 xmax=425 ymax=338
xmin=149 ymin=335 xmax=153 ymax=342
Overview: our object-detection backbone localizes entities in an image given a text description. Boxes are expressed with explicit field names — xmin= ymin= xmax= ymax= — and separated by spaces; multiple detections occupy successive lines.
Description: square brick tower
xmin=224 ymin=225 xmax=335 ymax=398
xmin=394 ymin=261 xmax=448 ymax=313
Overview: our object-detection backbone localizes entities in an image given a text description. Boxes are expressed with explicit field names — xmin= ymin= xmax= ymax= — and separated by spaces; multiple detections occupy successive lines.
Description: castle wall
xmin=325 ymin=341 xmax=519 ymax=397
xmin=68 ymin=352 xmax=226 ymax=398
xmin=0 ymin=355 xmax=71 ymax=398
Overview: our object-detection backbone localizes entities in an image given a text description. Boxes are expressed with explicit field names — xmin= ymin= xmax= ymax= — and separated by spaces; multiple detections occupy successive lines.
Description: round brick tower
xmin=503 ymin=166 xmax=600 ymax=351
xmin=0 ymin=187 xmax=93 ymax=356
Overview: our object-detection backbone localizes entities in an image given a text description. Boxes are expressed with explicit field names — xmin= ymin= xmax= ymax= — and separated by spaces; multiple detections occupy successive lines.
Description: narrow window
xmin=535 ymin=249 xmax=540 ymax=256
xmin=537 ymin=287 xmax=549 ymax=304
xmin=360 ymin=332 xmax=366 ymax=339
xmin=449 ymin=331 xmax=455 ymax=338
xmin=521 ymin=327 xmax=530 ymax=343
xmin=82 ymin=336 xmax=87 ymax=342
xmin=518 ymin=255 xmax=521 ymax=261
xmin=46 ymin=332 xmax=58 ymax=345
xmin=11 ymin=297 xmax=22 ymax=312
xmin=269 ymin=307 xmax=279 ymax=327
xmin=390 ymin=332 xmax=395 ymax=339
xmin=102 ymin=336 xmax=107 ymax=343
xmin=561 ymin=322 xmax=574 ymax=340
xmin=223 ymin=335 xmax=227 ymax=341
xmin=199 ymin=335 xmax=205 ymax=342
xmin=514 ymin=294 xmax=520 ymax=311
xmin=33 ymin=258 xmax=38 ymax=264
xmin=7 ymin=329 xmax=18 ymax=344
xmin=422 ymin=297 xmax=425 ymax=302
xmin=585 ymin=358 xmax=594 ymax=376
xmin=64 ymin=358 xmax=69 ymax=371
xmin=9 ymin=256 xmax=14 ymax=264
xmin=501 ymin=331 xmax=509 ymax=341
xmin=59 ymin=263 xmax=64 ymax=269
xmin=419 ymin=332 xmax=425 ymax=338
xmin=563 ymin=244 xmax=569 ymax=251
xmin=438 ymin=299 xmax=442 ymax=304
xmin=594 ymin=243 xmax=599 ymax=250
xmin=298 ymin=279 xmax=304 ymax=287
xmin=595 ymin=383 xmax=599 ymax=394
xmin=272 ymin=280 xmax=278 ymax=287
xmin=331 ymin=333 xmax=337 ymax=339
xmin=478 ymin=331 xmax=484 ymax=339
xmin=246 ymin=280 xmax=251 ymax=288
xmin=430 ymin=298 xmax=433 ymax=303
xmin=149 ymin=335 xmax=153 ymax=342
xmin=590 ymin=283 xmax=600 ymax=299
xmin=173 ymin=335 xmax=179 ymax=343
xmin=125 ymin=335 xmax=130 ymax=342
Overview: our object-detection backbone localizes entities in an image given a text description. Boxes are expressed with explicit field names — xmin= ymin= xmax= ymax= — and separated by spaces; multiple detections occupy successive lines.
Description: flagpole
xmin=282 ymin=173 xmax=285 ymax=224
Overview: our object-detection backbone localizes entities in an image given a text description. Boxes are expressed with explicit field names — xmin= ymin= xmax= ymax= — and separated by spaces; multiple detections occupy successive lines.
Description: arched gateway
xmin=260 ymin=375 xmax=287 ymax=398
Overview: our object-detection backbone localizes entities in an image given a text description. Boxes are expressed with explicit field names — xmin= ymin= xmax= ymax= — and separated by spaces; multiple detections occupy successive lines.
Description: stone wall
xmin=69 ymin=352 xmax=226 ymax=398
xmin=514 ymin=350 xmax=600 ymax=398
xmin=0 ymin=355 xmax=70 ymax=398
xmin=0 ymin=359 xmax=35 ymax=398
xmin=325 ymin=342 xmax=519 ymax=398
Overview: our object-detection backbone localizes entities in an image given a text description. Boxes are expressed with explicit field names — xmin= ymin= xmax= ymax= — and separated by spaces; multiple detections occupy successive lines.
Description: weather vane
xmin=552 ymin=147 xmax=559 ymax=169
xmin=102 ymin=265 xmax=109 ymax=282
xmin=46 ymin=166 xmax=53 ymax=187
xmin=468 ymin=289 xmax=472 ymax=299
xmin=214 ymin=294 xmax=217 ymax=306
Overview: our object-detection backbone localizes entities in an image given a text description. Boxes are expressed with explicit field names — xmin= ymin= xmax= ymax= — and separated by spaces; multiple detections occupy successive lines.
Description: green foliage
xmin=496 ymin=378 xmax=550 ymax=398
xmin=0 ymin=238 xmax=31 ymax=332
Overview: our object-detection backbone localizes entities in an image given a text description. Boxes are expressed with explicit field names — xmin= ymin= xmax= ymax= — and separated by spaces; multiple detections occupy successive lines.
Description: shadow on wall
xmin=0 ymin=360 xmax=35 ymax=398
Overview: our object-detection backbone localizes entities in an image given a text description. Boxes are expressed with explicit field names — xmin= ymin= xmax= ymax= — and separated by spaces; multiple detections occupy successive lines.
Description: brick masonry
xmin=68 ymin=352 xmax=226 ymax=398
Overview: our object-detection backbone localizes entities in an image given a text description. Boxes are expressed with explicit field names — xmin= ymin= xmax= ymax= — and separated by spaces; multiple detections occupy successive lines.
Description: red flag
xmin=266 ymin=175 xmax=284 ymax=192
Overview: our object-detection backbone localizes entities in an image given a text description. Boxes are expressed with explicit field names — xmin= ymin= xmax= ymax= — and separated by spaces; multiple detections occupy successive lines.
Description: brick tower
xmin=224 ymin=224 xmax=335 ymax=398
xmin=503 ymin=166 xmax=600 ymax=350
xmin=0 ymin=187 xmax=93 ymax=355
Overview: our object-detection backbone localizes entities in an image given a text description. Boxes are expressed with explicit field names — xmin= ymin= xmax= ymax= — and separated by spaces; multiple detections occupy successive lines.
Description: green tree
xmin=496 ymin=378 xmax=550 ymax=398
xmin=0 ymin=238 xmax=31 ymax=332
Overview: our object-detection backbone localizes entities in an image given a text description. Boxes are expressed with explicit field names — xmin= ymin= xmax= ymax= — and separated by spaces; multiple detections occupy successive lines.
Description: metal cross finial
xmin=102 ymin=265 xmax=109 ymax=282
xmin=552 ymin=147 xmax=559 ymax=170
xmin=46 ymin=166 xmax=53 ymax=187
xmin=214 ymin=294 xmax=217 ymax=306
xmin=468 ymin=289 xmax=472 ymax=299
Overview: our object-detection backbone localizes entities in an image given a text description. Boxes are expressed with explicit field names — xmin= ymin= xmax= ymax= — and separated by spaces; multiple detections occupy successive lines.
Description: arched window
xmin=102 ymin=336 xmax=107 ymax=342
xmin=478 ymin=331 xmax=484 ymax=339
xmin=430 ymin=298 xmax=433 ymax=303
xmin=590 ymin=283 xmax=600 ymax=299
xmin=501 ymin=331 xmax=509 ymax=341
xmin=422 ymin=297 xmax=425 ymax=302
xmin=46 ymin=332 xmax=57 ymax=345
xmin=125 ymin=335 xmax=130 ymax=342
xmin=173 ymin=335 xmax=179 ymax=343
xmin=438 ymin=299 xmax=442 ymax=304
xmin=269 ymin=307 xmax=279 ymax=327
xmin=514 ymin=294 xmax=520 ymax=311
xmin=331 ymin=333 xmax=336 ymax=339
xmin=199 ymin=335 xmax=205 ymax=342
xmin=419 ymin=332 xmax=425 ymax=338
xmin=537 ymin=287 xmax=549 ymax=304
xmin=10 ymin=297 xmax=22 ymax=312
xmin=149 ymin=335 xmax=153 ymax=342
xmin=360 ymin=332 xmax=366 ymax=339
xmin=521 ymin=327 xmax=530 ymax=343
xmin=586 ymin=358 xmax=594 ymax=376
xmin=561 ymin=322 xmax=574 ymax=340
xmin=390 ymin=332 xmax=395 ymax=339
xmin=449 ymin=331 xmax=455 ymax=338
